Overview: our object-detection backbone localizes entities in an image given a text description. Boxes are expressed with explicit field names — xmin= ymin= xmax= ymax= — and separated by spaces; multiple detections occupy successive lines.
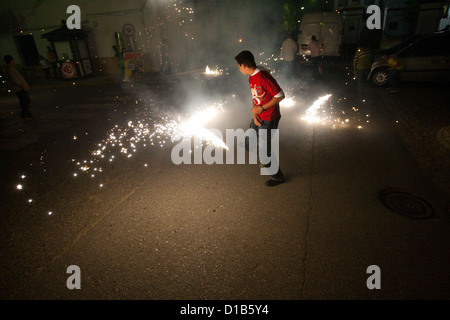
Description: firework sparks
xmin=301 ymin=94 xmax=332 ymax=124
xmin=299 ymin=93 xmax=370 ymax=129
xmin=204 ymin=65 xmax=223 ymax=76
xmin=73 ymin=100 xmax=229 ymax=177
xmin=162 ymin=103 xmax=229 ymax=150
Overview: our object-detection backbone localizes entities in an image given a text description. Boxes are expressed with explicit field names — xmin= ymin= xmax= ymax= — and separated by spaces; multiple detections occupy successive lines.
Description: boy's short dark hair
xmin=235 ymin=50 xmax=256 ymax=68
xmin=4 ymin=55 xmax=13 ymax=64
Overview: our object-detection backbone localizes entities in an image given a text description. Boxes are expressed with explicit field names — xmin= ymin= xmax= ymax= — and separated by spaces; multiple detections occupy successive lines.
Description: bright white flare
xmin=301 ymin=94 xmax=332 ymax=124
xmin=280 ymin=96 xmax=295 ymax=108
xmin=169 ymin=104 xmax=229 ymax=150
xmin=205 ymin=65 xmax=222 ymax=76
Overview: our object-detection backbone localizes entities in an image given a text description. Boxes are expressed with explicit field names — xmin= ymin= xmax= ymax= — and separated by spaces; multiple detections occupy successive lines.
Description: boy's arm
xmin=252 ymin=93 xmax=285 ymax=115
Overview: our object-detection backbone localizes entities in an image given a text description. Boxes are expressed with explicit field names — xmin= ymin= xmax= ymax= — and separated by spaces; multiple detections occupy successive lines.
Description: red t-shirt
xmin=249 ymin=67 xmax=282 ymax=121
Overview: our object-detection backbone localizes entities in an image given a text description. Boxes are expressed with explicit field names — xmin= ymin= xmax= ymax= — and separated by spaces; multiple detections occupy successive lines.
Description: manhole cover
xmin=379 ymin=189 xmax=434 ymax=219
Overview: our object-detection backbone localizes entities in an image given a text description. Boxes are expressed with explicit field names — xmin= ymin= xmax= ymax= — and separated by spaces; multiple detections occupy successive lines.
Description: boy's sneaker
xmin=265 ymin=178 xmax=284 ymax=187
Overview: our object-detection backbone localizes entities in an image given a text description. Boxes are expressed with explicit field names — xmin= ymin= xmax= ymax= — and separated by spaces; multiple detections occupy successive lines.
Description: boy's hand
xmin=252 ymin=105 xmax=262 ymax=115
xmin=253 ymin=114 xmax=261 ymax=127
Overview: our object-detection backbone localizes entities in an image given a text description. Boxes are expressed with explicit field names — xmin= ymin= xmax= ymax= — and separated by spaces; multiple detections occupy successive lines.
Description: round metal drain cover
xmin=379 ymin=189 xmax=434 ymax=219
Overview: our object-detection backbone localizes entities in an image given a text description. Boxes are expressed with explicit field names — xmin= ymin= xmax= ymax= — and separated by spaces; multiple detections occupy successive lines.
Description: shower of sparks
xmin=13 ymin=98 xmax=229 ymax=211
xmin=257 ymin=53 xmax=279 ymax=75
xmin=301 ymin=94 xmax=332 ymax=124
xmin=300 ymin=94 xmax=370 ymax=129
xmin=10 ymin=41 xmax=372 ymax=214
xmin=73 ymin=101 xmax=229 ymax=177
xmin=204 ymin=65 xmax=223 ymax=76
xmin=170 ymin=105 xmax=230 ymax=150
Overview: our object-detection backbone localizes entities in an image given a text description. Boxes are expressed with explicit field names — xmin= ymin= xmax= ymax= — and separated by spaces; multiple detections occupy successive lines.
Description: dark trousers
xmin=356 ymin=69 xmax=369 ymax=99
xmin=16 ymin=90 xmax=32 ymax=118
xmin=310 ymin=56 xmax=321 ymax=78
xmin=343 ymin=43 xmax=357 ymax=63
xmin=50 ymin=62 xmax=59 ymax=79
xmin=281 ymin=60 xmax=295 ymax=79
xmin=249 ymin=116 xmax=284 ymax=180
xmin=43 ymin=67 xmax=51 ymax=79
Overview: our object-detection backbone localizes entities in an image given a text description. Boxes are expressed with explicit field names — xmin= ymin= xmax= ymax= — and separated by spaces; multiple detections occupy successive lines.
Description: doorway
xmin=14 ymin=35 xmax=39 ymax=66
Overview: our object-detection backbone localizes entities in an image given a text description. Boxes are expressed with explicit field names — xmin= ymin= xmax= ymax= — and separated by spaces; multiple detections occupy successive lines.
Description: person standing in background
xmin=3 ymin=55 xmax=35 ymax=119
xmin=160 ymin=36 xmax=172 ymax=74
xmin=39 ymin=55 xmax=51 ymax=79
xmin=47 ymin=46 xmax=59 ymax=79
xmin=385 ymin=55 xmax=404 ymax=93
xmin=342 ymin=26 xmax=359 ymax=64
xmin=307 ymin=35 xmax=323 ymax=79
xmin=280 ymin=34 xmax=299 ymax=78
xmin=353 ymin=45 xmax=373 ymax=101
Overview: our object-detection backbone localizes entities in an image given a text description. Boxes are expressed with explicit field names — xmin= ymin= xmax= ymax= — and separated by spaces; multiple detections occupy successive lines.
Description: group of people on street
xmin=279 ymin=33 xmax=324 ymax=79
xmin=279 ymin=26 xmax=401 ymax=99
xmin=2 ymin=33 xmax=399 ymax=190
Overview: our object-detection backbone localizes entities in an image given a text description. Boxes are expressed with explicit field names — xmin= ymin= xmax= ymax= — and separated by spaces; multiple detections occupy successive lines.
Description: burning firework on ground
xmin=73 ymin=100 xmax=228 ymax=177
xmin=300 ymin=94 xmax=368 ymax=129
xmin=14 ymin=98 xmax=229 ymax=212
xmin=301 ymin=94 xmax=333 ymax=124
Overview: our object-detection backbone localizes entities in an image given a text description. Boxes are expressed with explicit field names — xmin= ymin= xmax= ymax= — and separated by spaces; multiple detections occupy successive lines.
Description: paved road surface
xmin=0 ymin=66 xmax=449 ymax=306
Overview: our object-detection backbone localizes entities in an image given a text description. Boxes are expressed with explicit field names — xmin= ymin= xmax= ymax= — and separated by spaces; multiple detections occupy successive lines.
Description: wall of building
xmin=1 ymin=0 xmax=285 ymax=75
xmin=416 ymin=1 xmax=446 ymax=34
xmin=0 ymin=0 xmax=191 ymax=74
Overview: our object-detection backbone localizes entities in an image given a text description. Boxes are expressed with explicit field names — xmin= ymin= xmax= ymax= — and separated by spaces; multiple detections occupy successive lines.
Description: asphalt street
xmin=0 ymin=63 xmax=449 ymax=305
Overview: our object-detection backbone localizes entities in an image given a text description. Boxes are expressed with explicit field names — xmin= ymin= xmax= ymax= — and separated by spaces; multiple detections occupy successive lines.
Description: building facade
xmin=0 ymin=0 xmax=286 ymax=77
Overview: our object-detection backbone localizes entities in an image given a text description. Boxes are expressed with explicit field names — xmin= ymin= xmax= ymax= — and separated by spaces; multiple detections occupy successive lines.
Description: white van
xmin=297 ymin=12 xmax=343 ymax=57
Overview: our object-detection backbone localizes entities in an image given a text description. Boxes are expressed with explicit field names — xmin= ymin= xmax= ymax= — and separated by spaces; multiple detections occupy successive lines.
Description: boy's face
xmin=237 ymin=63 xmax=249 ymax=75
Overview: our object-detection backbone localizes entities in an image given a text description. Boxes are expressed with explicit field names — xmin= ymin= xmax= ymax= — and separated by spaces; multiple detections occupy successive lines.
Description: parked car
xmin=368 ymin=31 xmax=450 ymax=86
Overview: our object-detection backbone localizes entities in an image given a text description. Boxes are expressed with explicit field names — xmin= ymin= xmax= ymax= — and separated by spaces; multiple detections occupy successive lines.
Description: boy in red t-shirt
xmin=235 ymin=50 xmax=285 ymax=186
